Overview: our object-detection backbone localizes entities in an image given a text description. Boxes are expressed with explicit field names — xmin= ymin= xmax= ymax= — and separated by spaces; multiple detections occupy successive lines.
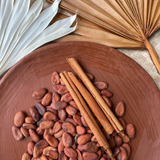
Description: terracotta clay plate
xmin=0 ymin=42 xmax=160 ymax=160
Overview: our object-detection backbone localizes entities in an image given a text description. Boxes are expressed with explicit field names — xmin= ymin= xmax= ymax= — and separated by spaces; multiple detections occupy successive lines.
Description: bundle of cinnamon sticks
xmin=60 ymin=58 xmax=128 ymax=157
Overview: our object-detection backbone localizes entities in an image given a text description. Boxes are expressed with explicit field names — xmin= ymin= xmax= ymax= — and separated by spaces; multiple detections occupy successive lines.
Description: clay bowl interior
xmin=0 ymin=42 xmax=160 ymax=160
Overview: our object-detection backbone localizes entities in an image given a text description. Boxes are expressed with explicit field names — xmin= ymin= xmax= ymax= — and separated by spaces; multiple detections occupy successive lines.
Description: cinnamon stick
xmin=60 ymin=72 xmax=113 ymax=157
xmin=67 ymin=72 xmax=114 ymax=134
xmin=67 ymin=58 xmax=124 ymax=134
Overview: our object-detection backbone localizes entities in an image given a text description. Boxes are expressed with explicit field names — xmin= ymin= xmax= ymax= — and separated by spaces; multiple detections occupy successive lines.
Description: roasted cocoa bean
xmin=122 ymin=143 xmax=131 ymax=159
xmin=69 ymin=101 xmax=79 ymax=110
xmin=51 ymin=101 xmax=68 ymax=110
xmin=39 ymin=120 xmax=54 ymax=129
xmin=112 ymin=130 xmax=117 ymax=137
xmin=29 ymin=129 xmax=40 ymax=143
xmin=115 ymin=102 xmax=125 ymax=117
xmin=43 ymin=146 xmax=57 ymax=156
xmin=73 ymin=115 xmax=83 ymax=126
xmin=58 ymin=109 xmax=67 ymax=120
xmin=14 ymin=111 xmax=25 ymax=127
xmin=46 ymin=106 xmax=58 ymax=115
xmin=58 ymin=140 xmax=65 ymax=153
xmin=12 ymin=125 xmax=24 ymax=141
xmin=52 ymin=92 xmax=61 ymax=103
xmin=43 ymin=112 xmax=57 ymax=121
xmin=51 ymin=72 xmax=60 ymax=85
xmin=27 ymin=141 xmax=35 ymax=155
xmin=62 ymin=132 xmax=73 ymax=147
xmin=119 ymin=146 xmax=128 ymax=160
xmin=33 ymin=147 xmax=43 ymax=158
xmin=62 ymin=122 xmax=76 ymax=135
xmin=81 ymin=116 xmax=88 ymax=127
xmin=36 ymin=127 xmax=44 ymax=135
xmin=48 ymin=150 xmax=59 ymax=159
xmin=79 ymin=142 xmax=98 ymax=152
xmin=35 ymin=102 xmax=46 ymax=115
xmin=59 ymin=151 xmax=69 ymax=160
xmin=53 ymin=85 xmax=69 ymax=94
xmin=41 ymin=93 xmax=52 ymax=106
xmin=25 ymin=117 xmax=35 ymax=124
xmin=29 ymin=106 xmax=40 ymax=122
xmin=43 ymin=128 xmax=53 ymax=138
xmin=126 ymin=124 xmax=136 ymax=139
xmin=32 ymin=88 xmax=47 ymax=100
xmin=102 ymin=95 xmax=112 ymax=108
xmin=20 ymin=127 xmax=29 ymax=137
xmin=114 ymin=135 xmax=122 ymax=147
xmin=76 ymin=126 xmax=86 ymax=135
xmin=37 ymin=118 xmax=44 ymax=126
xmin=112 ymin=147 xmax=120 ymax=158
xmin=109 ymin=136 xmax=115 ymax=149
xmin=93 ymin=82 xmax=108 ymax=90
xmin=83 ymin=152 xmax=98 ymax=160
xmin=22 ymin=123 xmax=37 ymax=130
xmin=77 ymin=134 xmax=91 ymax=145
xmin=22 ymin=152 xmax=31 ymax=160
xmin=118 ymin=118 xmax=126 ymax=130
xmin=66 ymin=118 xmax=77 ymax=126
xmin=101 ymin=90 xmax=113 ymax=98
xmin=66 ymin=105 xmax=77 ymax=116
xmin=54 ymin=129 xmax=64 ymax=138
xmin=86 ymin=73 xmax=94 ymax=81
xmin=61 ymin=93 xmax=73 ymax=102
xmin=45 ymin=134 xmax=59 ymax=147
xmin=64 ymin=147 xmax=77 ymax=158
xmin=76 ymin=149 xmax=83 ymax=160
xmin=35 ymin=139 xmax=49 ymax=149
xmin=53 ymin=121 xmax=62 ymax=133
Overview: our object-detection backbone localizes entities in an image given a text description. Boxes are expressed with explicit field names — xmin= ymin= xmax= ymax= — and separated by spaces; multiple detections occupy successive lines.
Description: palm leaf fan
xmin=47 ymin=0 xmax=160 ymax=74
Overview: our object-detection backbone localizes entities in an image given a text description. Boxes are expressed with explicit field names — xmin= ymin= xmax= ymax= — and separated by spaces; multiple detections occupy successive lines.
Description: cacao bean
xmin=41 ymin=93 xmax=52 ymax=106
xmin=115 ymin=102 xmax=125 ymax=117
xmin=64 ymin=147 xmax=77 ymax=158
xmin=53 ymin=85 xmax=69 ymax=94
xmin=93 ymin=82 xmax=108 ymax=90
xmin=69 ymin=101 xmax=79 ymax=110
xmin=76 ymin=149 xmax=83 ymax=160
xmin=62 ymin=132 xmax=73 ymax=147
xmin=46 ymin=106 xmax=58 ymax=115
xmin=62 ymin=122 xmax=76 ymax=135
xmin=51 ymin=101 xmax=68 ymax=110
xmin=83 ymin=152 xmax=98 ymax=160
xmin=48 ymin=151 xmax=59 ymax=159
xmin=29 ymin=106 xmax=40 ymax=122
xmin=35 ymin=139 xmax=49 ymax=149
xmin=43 ymin=112 xmax=57 ymax=121
xmin=43 ymin=146 xmax=57 ymax=156
xmin=54 ymin=129 xmax=64 ymax=138
xmin=86 ymin=73 xmax=94 ymax=81
xmin=76 ymin=126 xmax=86 ymax=135
xmin=114 ymin=135 xmax=122 ymax=147
xmin=12 ymin=125 xmax=24 ymax=141
xmin=37 ymin=118 xmax=44 ymax=126
xmin=102 ymin=95 xmax=112 ymax=108
xmin=43 ymin=128 xmax=53 ymax=138
xmin=77 ymin=134 xmax=91 ymax=145
xmin=51 ymin=72 xmax=60 ymax=85
xmin=58 ymin=140 xmax=65 ymax=153
xmin=59 ymin=151 xmax=69 ymax=160
xmin=79 ymin=142 xmax=98 ymax=152
xmin=122 ymin=143 xmax=131 ymax=159
xmin=35 ymin=102 xmax=46 ymax=115
xmin=109 ymin=136 xmax=115 ymax=149
xmin=39 ymin=120 xmax=54 ymax=129
xmin=14 ymin=111 xmax=25 ymax=127
xmin=66 ymin=105 xmax=77 ymax=116
xmin=27 ymin=141 xmax=35 ymax=155
xmin=36 ymin=127 xmax=44 ymax=135
xmin=58 ymin=109 xmax=67 ymax=120
xmin=23 ymin=123 xmax=37 ymax=130
xmin=33 ymin=147 xmax=43 ymax=158
xmin=45 ymin=134 xmax=59 ymax=147
xmin=52 ymin=92 xmax=61 ymax=103
xmin=53 ymin=122 xmax=62 ymax=133
xmin=119 ymin=146 xmax=128 ymax=160
xmin=126 ymin=124 xmax=135 ymax=139
xmin=32 ymin=88 xmax=47 ymax=100
xmin=61 ymin=93 xmax=73 ymax=102
xmin=66 ymin=118 xmax=77 ymax=126
xmin=29 ymin=129 xmax=40 ymax=143
xmin=20 ymin=127 xmax=29 ymax=137
xmin=101 ymin=90 xmax=113 ymax=98
xmin=22 ymin=152 xmax=31 ymax=160
xmin=25 ymin=117 xmax=35 ymax=124
xmin=73 ymin=115 xmax=82 ymax=126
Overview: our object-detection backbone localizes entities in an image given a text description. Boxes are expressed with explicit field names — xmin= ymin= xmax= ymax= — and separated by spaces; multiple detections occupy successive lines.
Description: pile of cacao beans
xmin=12 ymin=72 xmax=135 ymax=160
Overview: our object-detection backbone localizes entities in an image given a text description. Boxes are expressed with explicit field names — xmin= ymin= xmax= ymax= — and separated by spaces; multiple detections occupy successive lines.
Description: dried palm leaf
xmin=0 ymin=0 xmax=77 ymax=76
xmin=47 ymin=0 xmax=160 ymax=73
